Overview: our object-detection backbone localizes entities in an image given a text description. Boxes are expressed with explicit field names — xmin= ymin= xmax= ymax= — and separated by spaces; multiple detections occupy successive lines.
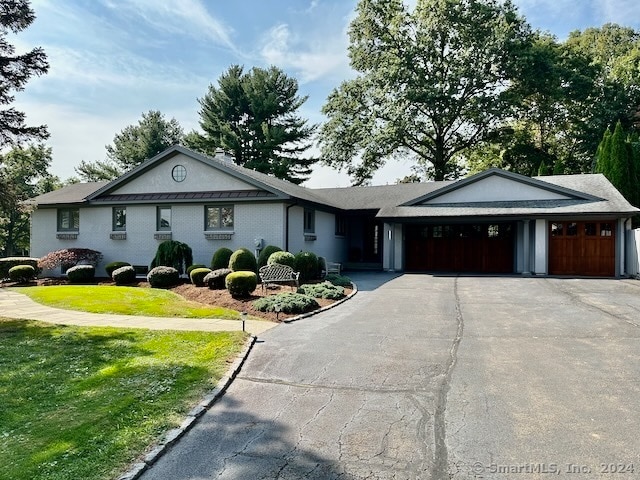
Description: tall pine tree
xmin=594 ymin=121 xmax=639 ymax=206
xmin=186 ymin=65 xmax=317 ymax=185
xmin=0 ymin=0 xmax=48 ymax=146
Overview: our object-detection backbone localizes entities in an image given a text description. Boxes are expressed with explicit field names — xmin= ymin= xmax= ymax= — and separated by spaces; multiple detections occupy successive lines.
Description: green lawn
xmin=17 ymin=285 xmax=244 ymax=319
xmin=0 ymin=318 xmax=247 ymax=480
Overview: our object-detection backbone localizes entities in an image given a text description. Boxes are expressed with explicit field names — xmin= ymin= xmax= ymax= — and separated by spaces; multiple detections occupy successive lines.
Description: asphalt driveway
xmin=139 ymin=274 xmax=640 ymax=480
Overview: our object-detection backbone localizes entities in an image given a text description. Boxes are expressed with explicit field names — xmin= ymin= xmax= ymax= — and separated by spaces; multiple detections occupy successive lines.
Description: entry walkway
xmin=0 ymin=289 xmax=276 ymax=335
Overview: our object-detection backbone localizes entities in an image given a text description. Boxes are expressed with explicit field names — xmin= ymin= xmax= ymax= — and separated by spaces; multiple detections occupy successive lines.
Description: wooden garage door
xmin=548 ymin=221 xmax=615 ymax=276
xmin=405 ymin=223 xmax=514 ymax=273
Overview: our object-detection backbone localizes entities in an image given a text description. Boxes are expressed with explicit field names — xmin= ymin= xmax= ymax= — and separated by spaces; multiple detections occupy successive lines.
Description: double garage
xmin=404 ymin=219 xmax=616 ymax=277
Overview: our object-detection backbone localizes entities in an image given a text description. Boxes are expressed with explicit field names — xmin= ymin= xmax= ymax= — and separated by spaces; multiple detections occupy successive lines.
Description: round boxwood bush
xmin=267 ymin=251 xmax=295 ymax=268
xmin=112 ymin=265 xmax=136 ymax=285
xmin=294 ymin=251 xmax=319 ymax=282
xmin=204 ymin=268 xmax=232 ymax=290
xmin=229 ymin=248 xmax=258 ymax=273
xmin=187 ymin=264 xmax=207 ymax=276
xmin=105 ymin=261 xmax=131 ymax=277
xmin=298 ymin=281 xmax=345 ymax=300
xmin=66 ymin=265 xmax=96 ymax=283
xmin=190 ymin=267 xmax=212 ymax=287
xmin=258 ymin=245 xmax=282 ymax=268
xmin=8 ymin=264 xmax=36 ymax=284
xmin=147 ymin=266 xmax=179 ymax=288
xmin=253 ymin=292 xmax=319 ymax=314
xmin=211 ymin=247 xmax=234 ymax=270
xmin=325 ymin=274 xmax=352 ymax=287
xmin=225 ymin=271 xmax=257 ymax=298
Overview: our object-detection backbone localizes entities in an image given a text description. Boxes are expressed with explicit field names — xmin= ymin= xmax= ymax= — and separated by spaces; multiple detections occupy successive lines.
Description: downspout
xmin=285 ymin=202 xmax=297 ymax=252
xmin=623 ymin=217 xmax=630 ymax=277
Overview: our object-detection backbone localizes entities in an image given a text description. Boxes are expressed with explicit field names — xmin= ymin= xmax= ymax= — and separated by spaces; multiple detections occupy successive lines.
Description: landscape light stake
xmin=241 ymin=312 xmax=246 ymax=332
xmin=274 ymin=303 xmax=281 ymax=321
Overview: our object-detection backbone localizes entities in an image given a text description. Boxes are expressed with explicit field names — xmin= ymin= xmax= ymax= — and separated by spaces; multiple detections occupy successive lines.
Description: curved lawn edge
xmin=13 ymin=285 xmax=247 ymax=320
xmin=281 ymin=281 xmax=358 ymax=324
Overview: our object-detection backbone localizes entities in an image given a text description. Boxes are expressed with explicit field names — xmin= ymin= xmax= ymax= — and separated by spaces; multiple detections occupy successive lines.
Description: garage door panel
xmin=405 ymin=223 xmax=514 ymax=273
xmin=549 ymin=221 xmax=615 ymax=276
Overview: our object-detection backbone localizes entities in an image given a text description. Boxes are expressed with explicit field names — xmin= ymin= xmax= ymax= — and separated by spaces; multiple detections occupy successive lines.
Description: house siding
xmin=287 ymin=206 xmax=347 ymax=264
xmin=31 ymin=202 xmax=286 ymax=276
xmin=113 ymin=153 xmax=258 ymax=194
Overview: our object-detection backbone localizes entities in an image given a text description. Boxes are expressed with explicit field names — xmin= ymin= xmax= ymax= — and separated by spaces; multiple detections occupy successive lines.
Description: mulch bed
xmin=3 ymin=277 xmax=352 ymax=322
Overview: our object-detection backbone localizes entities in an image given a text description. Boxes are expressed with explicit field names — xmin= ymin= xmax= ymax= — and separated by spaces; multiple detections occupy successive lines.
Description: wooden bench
xmin=258 ymin=264 xmax=300 ymax=293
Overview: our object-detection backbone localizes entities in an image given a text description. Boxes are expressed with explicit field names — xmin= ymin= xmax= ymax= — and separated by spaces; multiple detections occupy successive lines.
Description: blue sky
xmin=11 ymin=0 xmax=640 ymax=187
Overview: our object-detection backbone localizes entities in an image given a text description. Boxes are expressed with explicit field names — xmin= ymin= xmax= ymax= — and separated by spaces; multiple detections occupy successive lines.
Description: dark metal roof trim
xmin=91 ymin=190 xmax=277 ymax=203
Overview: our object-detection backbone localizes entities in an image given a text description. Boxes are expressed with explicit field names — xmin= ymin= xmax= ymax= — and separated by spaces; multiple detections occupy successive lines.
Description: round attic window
xmin=171 ymin=165 xmax=186 ymax=182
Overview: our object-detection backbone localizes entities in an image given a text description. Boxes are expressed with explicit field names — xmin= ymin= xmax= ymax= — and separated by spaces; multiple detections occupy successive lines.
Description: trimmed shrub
xmin=147 ymin=266 xmax=180 ymax=288
xmin=325 ymin=274 xmax=352 ymax=287
xmin=8 ymin=265 xmax=36 ymax=284
xmin=294 ymin=251 xmax=319 ymax=282
xmin=0 ymin=257 xmax=40 ymax=279
xmin=66 ymin=265 xmax=96 ymax=283
xmin=39 ymin=249 xmax=102 ymax=271
xmin=190 ymin=267 xmax=212 ymax=287
xmin=186 ymin=264 xmax=207 ymax=276
xmin=150 ymin=240 xmax=193 ymax=275
xmin=105 ymin=261 xmax=131 ymax=277
xmin=112 ymin=265 xmax=136 ymax=285
xmin=298 ymin=281 xmax=345 ymax=300
xmin=211 ymin=247 xmax=233 ymax=270
xmin=253 ymin=292 xmax=319 ymax=315
xmin=204 ymin=268 xmax=232 ymax=290
xmin=257 ymin=245 xmax=282 ymax=268
xmin=225 ymin=271 xmax=257 ymax=298
xmin=229 ymin=248 xmax=257 ymax=273
xmin=267 ymin=251 xmax=295 ymax=268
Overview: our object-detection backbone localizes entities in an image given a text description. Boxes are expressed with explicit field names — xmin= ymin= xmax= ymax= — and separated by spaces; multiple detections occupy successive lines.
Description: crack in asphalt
xmin=236 ymin=376 xmax=432 ymax=394
xmin=547 ymin=279 xmax=640 ymax=329
xmin=432 ymin=276 xmax=464 ymax=480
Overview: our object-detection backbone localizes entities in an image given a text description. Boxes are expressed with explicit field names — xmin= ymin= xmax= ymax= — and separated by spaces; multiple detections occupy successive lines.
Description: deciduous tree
xmin=319 ymin=0 xmax=531 ymax=183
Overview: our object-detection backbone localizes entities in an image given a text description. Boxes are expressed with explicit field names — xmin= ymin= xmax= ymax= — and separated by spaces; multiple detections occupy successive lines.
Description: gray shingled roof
xmin=30 ymin=147 xmax=639 ymax=219
xmin=377 ymin=174 xmax=639 ymax=219
xmin=31 ymin=182 xmax=108 ymax=205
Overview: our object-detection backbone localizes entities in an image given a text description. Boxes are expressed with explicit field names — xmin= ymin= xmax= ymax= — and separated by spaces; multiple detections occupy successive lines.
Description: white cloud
xmin=101 ymin=0 xmax=239 ymax=53
xmin=260 ymin=23 xmax=351 ymax=83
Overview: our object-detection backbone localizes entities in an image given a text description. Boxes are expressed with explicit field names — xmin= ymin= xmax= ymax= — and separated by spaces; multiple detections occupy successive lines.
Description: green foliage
xmin=105 ymin=261 xmax=131 ymax=277
xmin=189 ymin=267 xmax=212 ymax=287
xmin=225 ymin=271 xmax=257 ymax=298
xmin=537 ymin=160 xmax=549 ymax=176
xmin=75 ymin=110 xmax=184 ymax=181
xmin=325 ymin=274 xmax=353 ymax=288
xmin=0 ymin=144 xmax=56 ymax=256
xmin=211 ymin=247 xmax=233 ymax=270
xmin=204 ymin=268 xmax=232 ymax=290
xmin=0 ymin=319 xmax=244 ymax=480
xmin=185 ymin=65 xmax=317 ymax=184
xmin=267 ymin=251 xmax=296 ymax=268
xmin=112 ymin=265 xmax=136 ymax=285
xmin=228 ymin=248 xmax=257 ymax=273
xmin=66 ymin=265 xmax=96 ymax=284
xmin=150 ymin=240 xmax=193 ymax=275
xmin=594 ymin=121 xmax=639 ymax=206
xmin=297 ymin=281 xmax=345 ymax=300
xmin=0 ymin=1 xmax=48 ymax=146
xmin=39 ymin=248 xmax=103 ymax=271
xmin=0 ymin=257 xmax=39 ymax=279
xmin=8 ymin=264 xmax=36 ymax=284
xmin=253 ymin=292 xmax=319 ymax=314
xmin=294 ymin=251 xmax=319 ymax=282
xmin=147 ymin=266 xmax=179 ymax=288
xmin=186 ymin=264 xmax=207 ymax=276
xmin=257 ymin=245 xmax=282 ymax=268
xmin=319 ymin=0 xmax=531 ymax=182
